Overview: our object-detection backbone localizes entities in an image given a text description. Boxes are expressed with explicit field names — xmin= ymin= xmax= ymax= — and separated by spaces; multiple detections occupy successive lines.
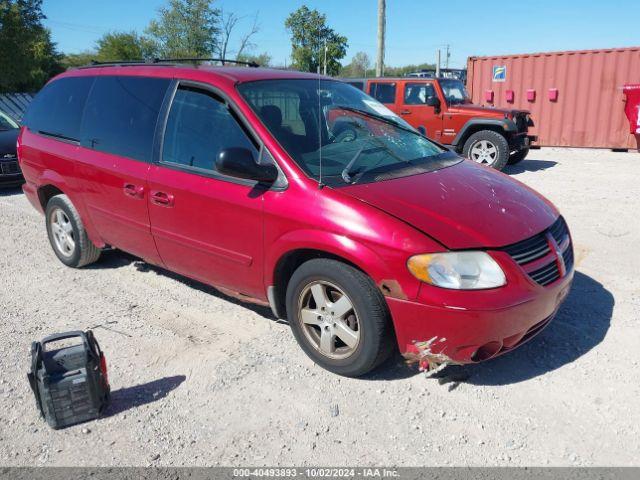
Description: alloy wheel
xmin=50 ymin=208 xmax=76 ymax=257
xmin=470 ymin=139 xmax=498 ymax=165
xmin=297 ymin=280 xmax=360 ymax=360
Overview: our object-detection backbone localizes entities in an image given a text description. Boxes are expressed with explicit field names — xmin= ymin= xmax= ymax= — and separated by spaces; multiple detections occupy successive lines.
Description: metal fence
xmin=0 ymin=93 xmax=34 ymax=124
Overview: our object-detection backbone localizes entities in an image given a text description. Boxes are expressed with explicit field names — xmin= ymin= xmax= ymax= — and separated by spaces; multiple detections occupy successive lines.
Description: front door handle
xmin=400 ymin=110 xmax=411 ymax=115
xmin=123 ymin=183 xmax=144 ymax=199
xmin=151 ymin=190 xmax=175 ymax=207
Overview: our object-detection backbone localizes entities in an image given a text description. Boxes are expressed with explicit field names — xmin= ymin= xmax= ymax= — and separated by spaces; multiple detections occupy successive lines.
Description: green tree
xmin=0 ymin=0 xmax=62 ymax=92
xmin=284 ymin=5 xmax=347 ymax=76
xmin=145 ymin=0 xmax=221 ymax=58
xmin=341 ymin=51 xmax=371 ymax=78
xmin=236 ymin=52 xmax=271 ymax=67
xmin=96 ymin=31 xmax=157 ymax=61
xmin=60 ymin=51 xmax=96 ymax=69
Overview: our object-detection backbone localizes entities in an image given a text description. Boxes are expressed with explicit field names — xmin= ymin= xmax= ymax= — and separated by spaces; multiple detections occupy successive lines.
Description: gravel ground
xmin=1 ymin=147 xmax=639 ymax=467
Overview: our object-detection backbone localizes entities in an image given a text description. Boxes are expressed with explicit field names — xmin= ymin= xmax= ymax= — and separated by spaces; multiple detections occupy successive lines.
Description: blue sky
xmin=42 ymin=0 xmax=640 ymax=68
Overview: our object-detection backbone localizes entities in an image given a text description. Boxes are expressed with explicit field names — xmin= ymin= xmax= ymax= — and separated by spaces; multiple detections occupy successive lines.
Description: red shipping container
xmin=467 ymin=46 xmax=640 ymax=150
xmin=624 ymin=84 xmax=640 ymax=134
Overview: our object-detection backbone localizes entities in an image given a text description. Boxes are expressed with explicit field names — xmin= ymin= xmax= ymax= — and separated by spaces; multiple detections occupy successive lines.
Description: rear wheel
xmin=46 ymin=194 xmax=101 ymax=268
xmin=463 ymin=130 xmax=509 ymax=170
xmin=286 ymin=259 xmax=394 ymax=377
xmin=508 ymin=147 xmax=530 ymax=165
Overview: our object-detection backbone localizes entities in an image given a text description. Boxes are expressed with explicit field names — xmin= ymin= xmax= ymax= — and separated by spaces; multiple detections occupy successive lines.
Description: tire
xmin=508 ymin=147 xmax=530 ymax=165
xmin=462 ymin=130 xmax=510 ymax=171
xmin=286 ymin=259 xmax=394 ymax=377
xmin=45 ymin=194 xmax=101 ymax=268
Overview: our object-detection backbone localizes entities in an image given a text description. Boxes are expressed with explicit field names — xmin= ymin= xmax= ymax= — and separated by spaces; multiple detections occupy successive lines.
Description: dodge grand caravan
xmin=18 ymin=62 xmax=574 ymax=376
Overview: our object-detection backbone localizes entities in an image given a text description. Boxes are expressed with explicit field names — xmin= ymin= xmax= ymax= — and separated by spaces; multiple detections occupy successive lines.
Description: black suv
xmin=0 ymin=111 xmax=22 ymax=187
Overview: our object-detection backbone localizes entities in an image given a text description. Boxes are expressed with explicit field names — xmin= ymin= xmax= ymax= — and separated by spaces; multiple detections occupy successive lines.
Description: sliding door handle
xmin=151 ymin=190 xmax=175 ymax=207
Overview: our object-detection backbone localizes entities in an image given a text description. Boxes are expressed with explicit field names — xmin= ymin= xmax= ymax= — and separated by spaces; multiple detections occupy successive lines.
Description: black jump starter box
xmin=28 ymin=330 xmax=110 ymax=429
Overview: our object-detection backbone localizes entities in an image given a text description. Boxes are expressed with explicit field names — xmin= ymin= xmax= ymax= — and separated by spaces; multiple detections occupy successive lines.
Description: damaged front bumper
xmin=387 ymin=269 xmax=573 ymax=369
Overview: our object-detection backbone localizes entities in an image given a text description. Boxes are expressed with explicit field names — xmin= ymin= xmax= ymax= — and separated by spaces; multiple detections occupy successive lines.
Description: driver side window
xmin=162 ymin=87 xmax=257 ymax=171
xmin=404 ymin=83 xmax=435 ymax=105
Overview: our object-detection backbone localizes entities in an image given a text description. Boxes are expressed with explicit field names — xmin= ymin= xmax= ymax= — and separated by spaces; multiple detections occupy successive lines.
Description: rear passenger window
xmin=24 ymin=77 xmax=94 ymax=141
xmin=81 ymin=76 xmax=170 ymax=163
xmin=162 ymin=87 xmax=257 ymax=171
xmin=404 ymin=83 xmax=435 ymax=105
xmin=369 ymin=83 xmax=396 ymax=104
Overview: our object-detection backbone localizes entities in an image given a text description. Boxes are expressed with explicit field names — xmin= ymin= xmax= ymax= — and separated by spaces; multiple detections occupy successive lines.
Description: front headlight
xmin=407 ymin=252 xmax=506 ymax=290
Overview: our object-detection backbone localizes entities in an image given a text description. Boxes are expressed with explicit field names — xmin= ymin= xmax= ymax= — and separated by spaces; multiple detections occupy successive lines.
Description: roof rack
xmin=86 ymin=57 xmax=260 ymax=68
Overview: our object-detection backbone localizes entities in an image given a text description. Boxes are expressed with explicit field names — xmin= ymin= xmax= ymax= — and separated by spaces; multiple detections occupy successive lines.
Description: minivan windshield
xmin=237 ymin=79 xmax=460 ymax=186
xmin=439 ymin=79 xmax=471 ymax=105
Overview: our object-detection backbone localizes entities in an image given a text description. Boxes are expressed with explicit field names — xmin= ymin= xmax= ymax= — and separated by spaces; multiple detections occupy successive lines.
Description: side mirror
xmin=216 ymin=147 xmax=278 ymax=183
xmin=426 ymin=96 xmax=440 ymax=108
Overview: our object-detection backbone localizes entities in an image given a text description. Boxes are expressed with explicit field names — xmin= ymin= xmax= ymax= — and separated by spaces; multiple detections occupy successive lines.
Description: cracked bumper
xmin=387 ymin=269 xmax=573 ymax=364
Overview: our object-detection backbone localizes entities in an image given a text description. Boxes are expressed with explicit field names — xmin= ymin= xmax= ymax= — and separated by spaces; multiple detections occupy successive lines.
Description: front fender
xmin=451 ymin=118 xmax=516 ymax=146
xmin=266 ymin=229 xmax=393 ymax=288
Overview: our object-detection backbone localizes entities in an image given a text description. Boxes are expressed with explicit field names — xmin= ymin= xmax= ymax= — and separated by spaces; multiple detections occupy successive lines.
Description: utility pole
xmin=445 ymin=44 xmax=450 ymax=70
xmin=323 ymin=40 xmax=327 ymax=76
xmin=436 ymin=49 xmax=441 ymax=77
xmin=376 ymin=0 xmax=385 ymax=77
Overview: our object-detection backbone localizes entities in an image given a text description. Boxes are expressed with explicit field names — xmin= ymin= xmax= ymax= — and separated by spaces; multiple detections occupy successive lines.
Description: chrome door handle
xmin=123 ymin=183 xmax=144 ymax=198
xmin=151 ymin=191 xmax=175 ymax=207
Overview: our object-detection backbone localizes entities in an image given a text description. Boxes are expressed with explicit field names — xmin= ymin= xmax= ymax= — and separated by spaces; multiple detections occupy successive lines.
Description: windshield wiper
xmin=332 ymin=105 xmax=419 ymax=136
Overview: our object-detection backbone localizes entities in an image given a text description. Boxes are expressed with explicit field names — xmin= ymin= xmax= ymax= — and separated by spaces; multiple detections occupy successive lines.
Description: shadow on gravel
xmin=90 ymin=249 xmax=276 ymax=320
xmin=106 ymin=375 xmax=186 ymax=416
xmin=504 ymin=158 xmax=557 ymax=174
xmin=0 ymin=185 xmax=23 ymax=196
xmin=361 ymin=353 xmax=417 ymax=381
xmin=457 ymin=271 xmax=613 ymax=386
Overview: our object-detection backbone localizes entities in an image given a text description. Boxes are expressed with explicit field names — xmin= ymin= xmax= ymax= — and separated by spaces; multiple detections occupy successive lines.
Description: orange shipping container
xmin=466 ymin=46 xmax=640 ymax=150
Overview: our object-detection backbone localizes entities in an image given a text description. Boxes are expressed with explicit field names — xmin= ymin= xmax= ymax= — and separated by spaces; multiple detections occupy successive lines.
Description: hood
xmin=0 ymin=129 xmax=19 ymax=156
xmin=448 ymin=104 xmax=529 ymax=117
xmin=339 ymin=160 xmax=558 ymax=249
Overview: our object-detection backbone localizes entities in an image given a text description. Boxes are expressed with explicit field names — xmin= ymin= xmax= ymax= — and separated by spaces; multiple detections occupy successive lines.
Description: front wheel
xmin=508 ymin=147 xmax=530 ymax=165
xmin=286 ymin=259 xmax=394 ymax=377
xmin=463 ymin=130 xmax=510 ymax=171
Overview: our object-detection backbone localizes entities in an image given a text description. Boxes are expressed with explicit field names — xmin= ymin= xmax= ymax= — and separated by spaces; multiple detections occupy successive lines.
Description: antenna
xmin=318 ymin=71 xmax=324 ymax=188
xmin=317 ymin=31 xmax=324 ymax=189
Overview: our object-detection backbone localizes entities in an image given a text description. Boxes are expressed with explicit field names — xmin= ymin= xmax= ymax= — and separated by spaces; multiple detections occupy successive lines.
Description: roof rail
xmin=86 ymin=57 xmax=260 ymax=68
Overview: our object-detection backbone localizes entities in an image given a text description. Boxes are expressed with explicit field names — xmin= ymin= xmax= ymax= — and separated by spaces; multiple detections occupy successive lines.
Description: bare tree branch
xmin=217 ymin=8 xmax=241 ymax=61
xmin=236 ymin=13 xmax=260 ymax=58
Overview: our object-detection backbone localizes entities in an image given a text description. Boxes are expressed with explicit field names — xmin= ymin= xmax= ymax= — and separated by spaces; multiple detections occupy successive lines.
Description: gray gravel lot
xmin=1 ymin=147 xmax=639 ymax=466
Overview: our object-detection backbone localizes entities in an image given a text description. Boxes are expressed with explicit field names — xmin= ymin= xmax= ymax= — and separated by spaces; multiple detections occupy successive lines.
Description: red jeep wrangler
xmin=344 ymin=77 xmax=536 ymax=170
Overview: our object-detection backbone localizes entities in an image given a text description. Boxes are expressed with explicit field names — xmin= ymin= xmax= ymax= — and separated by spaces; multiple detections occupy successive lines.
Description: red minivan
xmin=18 ymin=63 xmax=573 ymax=376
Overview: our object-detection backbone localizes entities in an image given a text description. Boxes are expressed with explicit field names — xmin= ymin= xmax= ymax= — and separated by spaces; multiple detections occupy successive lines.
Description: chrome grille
xmin=502 ymin=232 xmax=549 ymax=264
xmin=502 ymin=216 xmax=573 ymax=287
xmin=529 ymin=260 xmax=561 ymax=286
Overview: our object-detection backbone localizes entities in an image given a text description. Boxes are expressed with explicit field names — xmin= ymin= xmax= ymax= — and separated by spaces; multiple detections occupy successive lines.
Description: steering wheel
xmin=332 ymin=127 xmax=358 ymax=143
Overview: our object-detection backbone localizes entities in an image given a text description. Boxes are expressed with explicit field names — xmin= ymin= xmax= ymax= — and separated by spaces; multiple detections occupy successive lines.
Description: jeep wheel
xmin=508 ymin=147 xmax=530 ymax=165
xmin=463 ymin=130 xmax=509 ymax=170
xmin=46 ymin=194 xmax=101 ymax=268
xmin=286 ymin=259 xmax=394 ymax=377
